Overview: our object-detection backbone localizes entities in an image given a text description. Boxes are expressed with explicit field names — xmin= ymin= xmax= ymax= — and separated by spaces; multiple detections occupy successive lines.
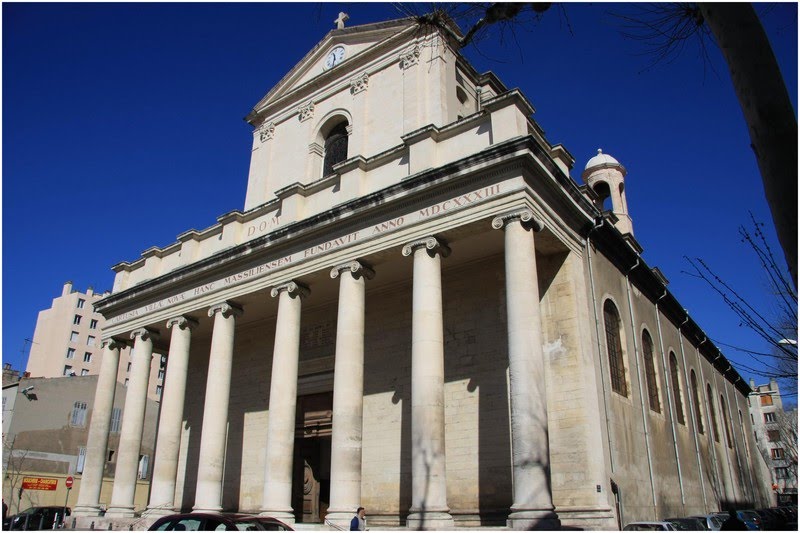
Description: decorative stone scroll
xmin=491 ymin=209 xmax=544 ymax=232
xmin=207 ymin=301 xmax=243 ymax=319
xmin=166 ymin=315 xmax=199 ymax=331
xmin=270 ymin=280 xmax=310 ymax=299
xmin=400 ymin=45 xmax=421 ymax=69
xmin=257 ymin=121 xmax=275 ymax=142
xmin=130 ymin=328 xmax=160 ymax=342
xmin=298 ymin=101 xmax=315 ymax=122
xmin=350 ymin=72 xmax=369 ymax=95
xmin=330 ymin=260 xmax=375 ymax=280
xmin=100 ymin=338 xmax=123 ymax=351
xmin=401 ymin=236 xmax=451 ymax=258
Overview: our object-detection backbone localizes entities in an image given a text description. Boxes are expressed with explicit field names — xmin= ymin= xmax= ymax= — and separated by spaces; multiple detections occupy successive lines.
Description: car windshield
xmin=666 ymin=519 xmax=696 ymax=530
xmin=710 ymin=515 xmax=725 ymax=528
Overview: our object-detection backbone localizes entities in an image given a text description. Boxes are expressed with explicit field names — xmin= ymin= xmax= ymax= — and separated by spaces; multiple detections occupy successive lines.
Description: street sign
xmin=21 ymin=477 xmax=58 ymax=491
xmin=65 ymin=476 xmax=74 ymax=489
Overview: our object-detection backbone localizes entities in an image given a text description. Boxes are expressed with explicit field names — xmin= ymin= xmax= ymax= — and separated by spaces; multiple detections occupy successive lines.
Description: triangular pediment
xmin=247 ymin=17 xmax=420 ymax=122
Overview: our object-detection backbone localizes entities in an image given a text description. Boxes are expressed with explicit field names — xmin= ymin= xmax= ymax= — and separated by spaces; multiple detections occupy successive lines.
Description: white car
xmin=623 ymin=521 xmax=678 ymax=531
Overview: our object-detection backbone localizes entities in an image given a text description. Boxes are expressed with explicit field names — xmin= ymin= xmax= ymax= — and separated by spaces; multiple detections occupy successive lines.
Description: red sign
xmin=65 ymin=476 xmax=74 ymax=489
xmin=21 ymin=477 xmax=58 ymax=491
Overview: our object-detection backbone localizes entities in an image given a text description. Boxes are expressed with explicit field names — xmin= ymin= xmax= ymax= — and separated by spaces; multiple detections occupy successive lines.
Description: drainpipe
xmin=677 ymin=313 xmax=708 ymax=511
xmin=586 ymin=217 xmax=616 ymax=471
xmin=654 ymin=292 xmax=686 ymax=506
xmin=625 ymin=258 xmax=659 ymax=517
xmin=696 ymin=336 xmax=724 ymax=510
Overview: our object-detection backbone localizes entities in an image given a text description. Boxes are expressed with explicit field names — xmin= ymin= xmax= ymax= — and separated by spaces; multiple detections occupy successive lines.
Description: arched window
xmin=641 ymin=330 xmax=660 ymax=412
xmin=603 ymin=300 xmax=627 ymax=397
xmin=707 ymin=383 xmax=719 ymax=442
xmin=690 ymin=370 xmax=704 ymax=434
xmin=669 ymin=352 xmax=685 ymax=425
xmin=720 ymin=394 xmax=734 ymax=449
xmin=322 ymin=122 xmax=349 ymax=176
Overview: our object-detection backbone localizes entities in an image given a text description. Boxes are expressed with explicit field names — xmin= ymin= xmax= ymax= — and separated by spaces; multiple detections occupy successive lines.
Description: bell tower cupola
xmin=582 ymin=148 xmax=634 ymax=235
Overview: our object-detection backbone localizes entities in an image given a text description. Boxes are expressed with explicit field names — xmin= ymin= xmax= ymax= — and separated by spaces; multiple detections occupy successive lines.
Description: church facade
xmin=74 ymin=16 xmax=771 ymax=530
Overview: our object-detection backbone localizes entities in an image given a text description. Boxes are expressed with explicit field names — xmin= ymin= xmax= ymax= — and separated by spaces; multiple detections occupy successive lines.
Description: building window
xmin=70 ymin=401 xmax=87 ymax=426
xmin=641 ymin=330 xmax=660 ymax=412
xmin=764 ymin=412 xmax=776 ymax=423
xmin=761 ymin=394 xmax=774 ymax=406
xmin=73 ymin=315 xmax=82 ymax=325
xmin=322 ymin=122 xmax=349 ymax=176
xmin=70 ymin=331 xmax=79 ymax=342
xmin=669 ymin=352 xmax=685 ymax=425
xmin=690 ymin=370 xmax=704 ymax=434
xmin=771 ymin=448 xmax=784 ymax=460
xmin=110 ymin=407 xmax=122 ymax=433
xmin=720 ymin=395 xmax=734 ymax=449
xmin=158 ymin=369 xmax=165 ymax=381
xmin=603 ymin=300 xmax=628 ymax=397
xmin=107 ymin=450 xmax=115 ymax=462
xmin=90 ymin=319 xmax=98 ymax=329
xmin=81 ymin=369 xmax=89 ymax=376
xmin=124 ymin=378 xmax=129 ymax=387
xmin=66 ymin=348 xmax=75 ymax=359
xmin=77 ymin=298 xmax=85 ymax=309
xmin=83 ymin=352 xmax=92 ymax=363
xmin=138 ymin=455 xmax=150 ymax=480
xmin=87 ymin=336 xmax=96 ymax=347
xmin=767 ymin=429 xmax=780 ymax=442
xmin=127 ymin=362 xmax=132 ymax=373
xmin=63 ymin=365 xmax=73 ymax=376
xmin=76 ymin=447 xmax=87 ymax=473
xmin=776 ymin=467 xmax=789 ymax=479
xmin=156 ymin=385 xmax=163 ymax=398
xmin=708 ymin=383 xmax=720 ymax=443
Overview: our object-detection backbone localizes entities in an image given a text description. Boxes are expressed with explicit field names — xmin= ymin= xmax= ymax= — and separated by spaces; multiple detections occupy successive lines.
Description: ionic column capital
xmin=401 ymin=236 xmax=451 ymax=258
xmin=270 ymin=281 xmax=310 ymax=299
xmin=330 ymin=260 xmax=375 ymax=281
xmin=491 ymin=209 xmax=544 ymax=232
xmin=130 ymin=328 xmax=160 ymax=342
xmin=166 ymin=315 xmax=199 ymax=331
xmin=208 ymin=301 xmax=243 ymax=319
xmin=101 ymin=338 xmax=124 ymax=351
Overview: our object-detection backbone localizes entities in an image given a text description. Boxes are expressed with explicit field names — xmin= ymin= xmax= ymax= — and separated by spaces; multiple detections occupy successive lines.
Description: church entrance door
xmin=292 ymin=392 xmax=333 ymax=524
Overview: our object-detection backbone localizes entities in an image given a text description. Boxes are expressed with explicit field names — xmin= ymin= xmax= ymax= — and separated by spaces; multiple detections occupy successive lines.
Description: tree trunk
xmin=699 ymin=3 xmax=798 ymax=287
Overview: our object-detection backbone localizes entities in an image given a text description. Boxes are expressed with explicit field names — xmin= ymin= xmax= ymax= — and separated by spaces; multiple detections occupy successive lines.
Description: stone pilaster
xmin=260 ymin=281 xmax=310 ymax=524
xmin=492 ymin=210 xmax=559 ymax=530
xmin=147 ymin=315 xmax=198 ymax=515
xmin=326 ymin=261 xmax=374 ymax=526
xmin=106 ymin=328 xmax=159 ymax=518
xmin=73 ymin=339 xmax=122 ymax=516
xmin=402 ymin=237 xmax=454 ymax=530
xmin=193 ymin=302 xmax=243 ymax=513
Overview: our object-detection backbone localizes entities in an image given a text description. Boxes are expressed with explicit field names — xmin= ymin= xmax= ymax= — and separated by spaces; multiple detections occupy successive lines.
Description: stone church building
xmin=74 ymin=15 xmax=771 ymax=530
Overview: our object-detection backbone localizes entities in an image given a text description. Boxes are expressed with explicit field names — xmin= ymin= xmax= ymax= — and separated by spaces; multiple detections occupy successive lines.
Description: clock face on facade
xmin=324 ymin=46 xmax=346 ymax=69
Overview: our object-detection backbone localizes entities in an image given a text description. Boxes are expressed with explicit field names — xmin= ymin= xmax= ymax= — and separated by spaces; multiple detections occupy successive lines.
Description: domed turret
xmin=582 ymin=149 xmax=633 ymax=235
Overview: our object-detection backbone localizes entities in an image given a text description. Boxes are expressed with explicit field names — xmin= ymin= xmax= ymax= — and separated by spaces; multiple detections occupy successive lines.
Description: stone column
xmin=492 ymin=210 xmax=559 ymax=530
xmin=326 ymin=261 xmax=374 ymax=526
xmin=401 ymin=237 xmax=454 ymax=530
xmin=193 ymin=302 xmax=243 ymax=513
xmin=260 ymin=281 xmax=309 ymax=524
xmin=73 ymin=339 xmax=122 ymax=516
xmin=106 ymin=328 xmax=159 ymax=518
xmin=147 ymin=315 xmax=198 ymax=515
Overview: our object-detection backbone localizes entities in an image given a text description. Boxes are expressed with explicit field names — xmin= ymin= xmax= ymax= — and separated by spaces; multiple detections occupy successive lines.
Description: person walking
xmin=349 ymin=507 xmax=366 ymax=531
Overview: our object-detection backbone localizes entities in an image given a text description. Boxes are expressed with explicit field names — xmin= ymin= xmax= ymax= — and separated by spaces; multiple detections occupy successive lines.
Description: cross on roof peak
xmin=335 ymin=12 xmax=350 ymax=29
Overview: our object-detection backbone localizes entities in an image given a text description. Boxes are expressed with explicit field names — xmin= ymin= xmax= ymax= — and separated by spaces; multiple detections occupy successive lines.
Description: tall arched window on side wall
xmin=641 ymin=329 xmax=660 ymax=412
xmin=707 ymin=383 xmax=720 ymax=442
xmin=603 ymin=300 xmax=628 ymax=397
xmin=669 ymin=352 xmax=685 ymax=425
xmin=720 ymin=394 xmax=734 ymax=449
xmin=322 ymin=122 xmax=349 ymax=177
xmin=690 ymin=370 xmax=704 ymax=434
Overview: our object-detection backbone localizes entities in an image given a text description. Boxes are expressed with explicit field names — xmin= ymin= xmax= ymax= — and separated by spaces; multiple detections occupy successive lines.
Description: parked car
xmin=149 ymin=512 xmax=292 ymax=531
xmin=737 ymin=509 xmax=762 ymax=530
xmin=5 ymin=506 xmax=70 ymax=530
xmin=664 ymin=517 xmax=710 ymax=530
xmin=688 ymin=514 xmax=725 ymax=531
xmin=624 ymin=521 xmax=678 ymax=531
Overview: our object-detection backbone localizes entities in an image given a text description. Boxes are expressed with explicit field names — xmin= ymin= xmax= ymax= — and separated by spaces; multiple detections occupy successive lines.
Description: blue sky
xmin=3 ymin=3 xmax=797 ymax=394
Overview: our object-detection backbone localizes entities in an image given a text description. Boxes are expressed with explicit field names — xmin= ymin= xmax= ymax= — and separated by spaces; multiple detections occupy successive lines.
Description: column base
xmin=507 ymin=509 xmax=560 ymax=530
xmin=72 ymin=505 xmax=104 ymax=517
xmin=555 ymin=506 xmax=617 ymax=530
xmin=406 ymin=511 xmax=455 ymax=530
xmin=104 ymin=505 xmax=136 ymax=518
xmin=259 ymin=510 xmax=295 ymax=525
